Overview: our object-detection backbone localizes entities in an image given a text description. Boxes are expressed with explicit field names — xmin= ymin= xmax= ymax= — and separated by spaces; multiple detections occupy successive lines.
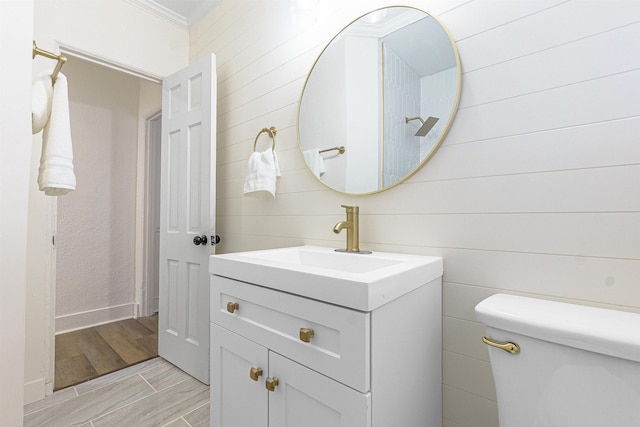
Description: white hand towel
xmin=34 ymin=73 xmax=76 ymax=196
xmin=303 ymin=149 xmax=325 ymax=178
xmin=243 ymin=148 xmax=281 ymax=198
xmin=32 ymin=72 xmax=53 ymax=134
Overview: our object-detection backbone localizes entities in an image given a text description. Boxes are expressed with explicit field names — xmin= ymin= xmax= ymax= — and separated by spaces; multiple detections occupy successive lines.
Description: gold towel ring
xmin=253 ymin=127 xmax=277 ymax=152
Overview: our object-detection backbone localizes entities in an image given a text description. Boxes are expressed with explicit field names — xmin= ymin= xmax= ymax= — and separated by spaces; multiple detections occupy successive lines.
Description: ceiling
xmin=131 ymin=0 xmax=220 ymax=29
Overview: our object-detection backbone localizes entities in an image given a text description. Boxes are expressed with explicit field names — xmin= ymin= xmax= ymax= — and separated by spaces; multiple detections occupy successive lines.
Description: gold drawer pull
xmin=226 ymin=302 xmax=239 ymax=313
xmin=265 ymin=376 xmax=279 ymax=392
xmin=299 ymin=327 xmax=315 ymax=343
xmin=482 ymin=336 xmax=520 ymax=355
xmin=249 ymin=367 xmax=263 ymax=381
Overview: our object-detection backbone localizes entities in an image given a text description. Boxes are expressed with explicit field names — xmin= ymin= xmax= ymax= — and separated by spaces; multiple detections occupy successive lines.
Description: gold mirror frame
xmin=297 ymin=6 xmax=462 ymax=195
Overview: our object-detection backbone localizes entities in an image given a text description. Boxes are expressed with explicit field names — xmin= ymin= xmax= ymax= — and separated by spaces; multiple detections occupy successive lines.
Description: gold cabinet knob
xmin=226 ymin=302 xmax=239 ymax=313
xmin=299 ymin=327 xmax=315 ymax=343
xmin=249 ymin=367 xmax=263 ymax=381
xmin=265 ymin=376 xmax=279 ymax=392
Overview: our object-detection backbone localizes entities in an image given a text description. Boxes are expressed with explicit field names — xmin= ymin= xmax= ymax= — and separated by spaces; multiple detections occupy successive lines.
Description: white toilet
xmin=475 ymin=293 xmax=640 ymax=427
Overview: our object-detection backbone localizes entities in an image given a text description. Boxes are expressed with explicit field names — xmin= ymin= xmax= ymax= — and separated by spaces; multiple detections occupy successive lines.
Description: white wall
xmin=25 ymin=0 xmax=186 ymax=404
xmin=298 ymin=36 xmax=347 ymax=190
xmin=33 ymin=0 xmax=188 ymax=79
xmin=344 ymin=36 xmax=380 ymax=193
xmin=0 ymin=1 xmax=33 ymax=423
xmin=193 ymin=1 xmax=640 ymax=426
xmin=420 ymin=66 xmax=457 ymax=158
xmin=54 ymin=57 xmax=140 ymax=332
xmin=384 ymin=44 xmax=421 ymax=186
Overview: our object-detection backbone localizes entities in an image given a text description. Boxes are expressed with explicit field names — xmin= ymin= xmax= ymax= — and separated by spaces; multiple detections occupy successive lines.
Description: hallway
xmin=55 ymin=316 xmax=158 ymax=390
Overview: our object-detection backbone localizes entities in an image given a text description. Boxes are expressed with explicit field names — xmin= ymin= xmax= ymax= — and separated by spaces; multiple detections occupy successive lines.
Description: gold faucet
xmin=333 ymin=204 xmax=361 ymax=252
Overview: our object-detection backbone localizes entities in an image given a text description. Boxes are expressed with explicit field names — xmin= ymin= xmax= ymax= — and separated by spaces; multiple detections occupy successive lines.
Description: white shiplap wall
xmin=191 ymin=1 xmax=640 ymax=426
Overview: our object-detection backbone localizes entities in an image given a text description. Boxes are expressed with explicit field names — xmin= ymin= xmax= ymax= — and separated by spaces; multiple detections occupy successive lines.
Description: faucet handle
xmin=340 ymin=204 xmax=359 ymax=212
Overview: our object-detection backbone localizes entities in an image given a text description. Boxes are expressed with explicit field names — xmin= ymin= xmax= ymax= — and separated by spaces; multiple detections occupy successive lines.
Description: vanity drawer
xmin=211 ymin=275 xmax=371 ymax=392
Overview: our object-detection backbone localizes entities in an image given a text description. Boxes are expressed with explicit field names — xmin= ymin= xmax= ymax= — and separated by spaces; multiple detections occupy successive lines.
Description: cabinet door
xmin=211 ymin=324 xmax=268 ymax=427
xmin=268 ymin=352 xmax=371 ymax=427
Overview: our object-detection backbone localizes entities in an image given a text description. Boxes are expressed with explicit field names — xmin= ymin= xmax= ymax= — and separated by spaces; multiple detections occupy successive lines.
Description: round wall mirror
xmin=298 ymin=6 xmax=461 ymax=195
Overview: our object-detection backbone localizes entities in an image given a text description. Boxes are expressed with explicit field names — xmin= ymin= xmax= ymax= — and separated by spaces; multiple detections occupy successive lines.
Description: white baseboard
xmin=24 ymin=378 xmax=46 ymax=406
xmin=55 ymin=303 xmax=136 ymax=334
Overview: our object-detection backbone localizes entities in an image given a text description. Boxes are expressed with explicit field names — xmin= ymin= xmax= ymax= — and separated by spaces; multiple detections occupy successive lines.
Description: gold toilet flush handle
xmin=299 ymin=327 xmax=315 ymax=343
xmin=226 ymin=302 xmax=239 ymax=313
xmin=249 ymin=367 xmax=263 ymax=381
xmin=482 ymin=336 xmax=520 ymax=355
xmin=265 ymin=376 xmax=279 ymax=392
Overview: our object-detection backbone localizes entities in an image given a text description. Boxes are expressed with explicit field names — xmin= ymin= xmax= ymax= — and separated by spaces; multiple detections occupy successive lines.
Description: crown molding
xmin=126 ymin=0 xmax=188 ymax=30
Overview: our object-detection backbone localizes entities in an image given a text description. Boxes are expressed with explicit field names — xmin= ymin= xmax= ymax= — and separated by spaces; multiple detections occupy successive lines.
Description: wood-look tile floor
xmin=55 ymin=316 xmax=159 ymax=390
xmin=24 ymin=357 xmax=210 ymax=427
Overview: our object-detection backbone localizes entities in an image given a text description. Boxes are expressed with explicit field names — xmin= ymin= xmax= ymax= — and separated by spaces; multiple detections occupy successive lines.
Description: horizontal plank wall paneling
xmin=415 ymin=117 xmax=640 ymax=181
xmin=455 ymin=1 xmax=640 ymax=72
xmin=448 ymin=70 xmax=640 ymax=144
xmin=460 ymin=23 xmax=640 ymax=108
xmin=443 ymin=0 xmax=568 ymax=42
xmin=192 ymin=1 xmax=640 ymax=426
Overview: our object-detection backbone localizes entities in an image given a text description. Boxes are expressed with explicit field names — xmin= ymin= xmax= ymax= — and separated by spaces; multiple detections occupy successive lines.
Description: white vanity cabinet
xmin=210 ymin=264 xmax=442 ymax=427
xmin=211 ymin=324 xmax=370 ymax=427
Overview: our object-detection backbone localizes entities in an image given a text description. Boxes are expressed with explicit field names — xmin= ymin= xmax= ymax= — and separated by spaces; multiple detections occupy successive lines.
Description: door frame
xmin=141 ymin=111 xmax=162 ymax=317
xmin=44 ymin=44 xmax=163 ymax=396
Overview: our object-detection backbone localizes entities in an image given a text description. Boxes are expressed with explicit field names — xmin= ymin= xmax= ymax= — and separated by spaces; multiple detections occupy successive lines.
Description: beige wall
xmin=0 ymin=0 xmax=34 ymax=423
xmin=25 ymin=0 xmax=186 ymax=404
xmin=192 ymin=1 xmax=640 ymax=426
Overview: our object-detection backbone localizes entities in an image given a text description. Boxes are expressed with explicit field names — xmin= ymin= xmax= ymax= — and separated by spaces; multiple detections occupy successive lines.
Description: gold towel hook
xmin=32 ymin=40 xmax=67 ymax=85
xmin=253 ymin=126 xmax=277 ymax=152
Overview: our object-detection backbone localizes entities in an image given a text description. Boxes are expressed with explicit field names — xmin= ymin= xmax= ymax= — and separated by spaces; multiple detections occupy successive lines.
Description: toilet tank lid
xmin=475 ymin=294 xmax=640 ymax=363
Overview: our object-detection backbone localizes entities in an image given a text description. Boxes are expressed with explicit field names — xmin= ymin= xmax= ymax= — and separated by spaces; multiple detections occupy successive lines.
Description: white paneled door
xmin=159 ymin=54 xmax=216 ymax=385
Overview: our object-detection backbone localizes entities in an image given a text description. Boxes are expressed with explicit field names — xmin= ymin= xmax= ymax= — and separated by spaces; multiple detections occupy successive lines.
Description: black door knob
xmin=193 ymin=235 xmax=208 ymax=246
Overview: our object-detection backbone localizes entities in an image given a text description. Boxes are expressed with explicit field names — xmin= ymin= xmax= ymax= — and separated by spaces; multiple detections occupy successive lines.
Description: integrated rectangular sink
xmin=210 ymin=246 xmax=443 ymax=311
xmin=238 ymin=246 xmax=404 ymax=274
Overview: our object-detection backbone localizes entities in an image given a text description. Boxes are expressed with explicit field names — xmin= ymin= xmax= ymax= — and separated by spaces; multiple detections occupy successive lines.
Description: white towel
xmin=33 ymin=72 xmax=76 ymax=196
xmin=243 ymin=148 xmax=281 ymax=198
xmin=303 ymin=149 xmax=325 ymax=178
xmin=32 ymin=72 xmax=53 ymax=134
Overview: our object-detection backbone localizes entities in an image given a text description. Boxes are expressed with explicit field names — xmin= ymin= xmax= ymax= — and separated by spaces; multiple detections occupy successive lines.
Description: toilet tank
xmin=475 ymin=294 xmax=640 ymax=427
